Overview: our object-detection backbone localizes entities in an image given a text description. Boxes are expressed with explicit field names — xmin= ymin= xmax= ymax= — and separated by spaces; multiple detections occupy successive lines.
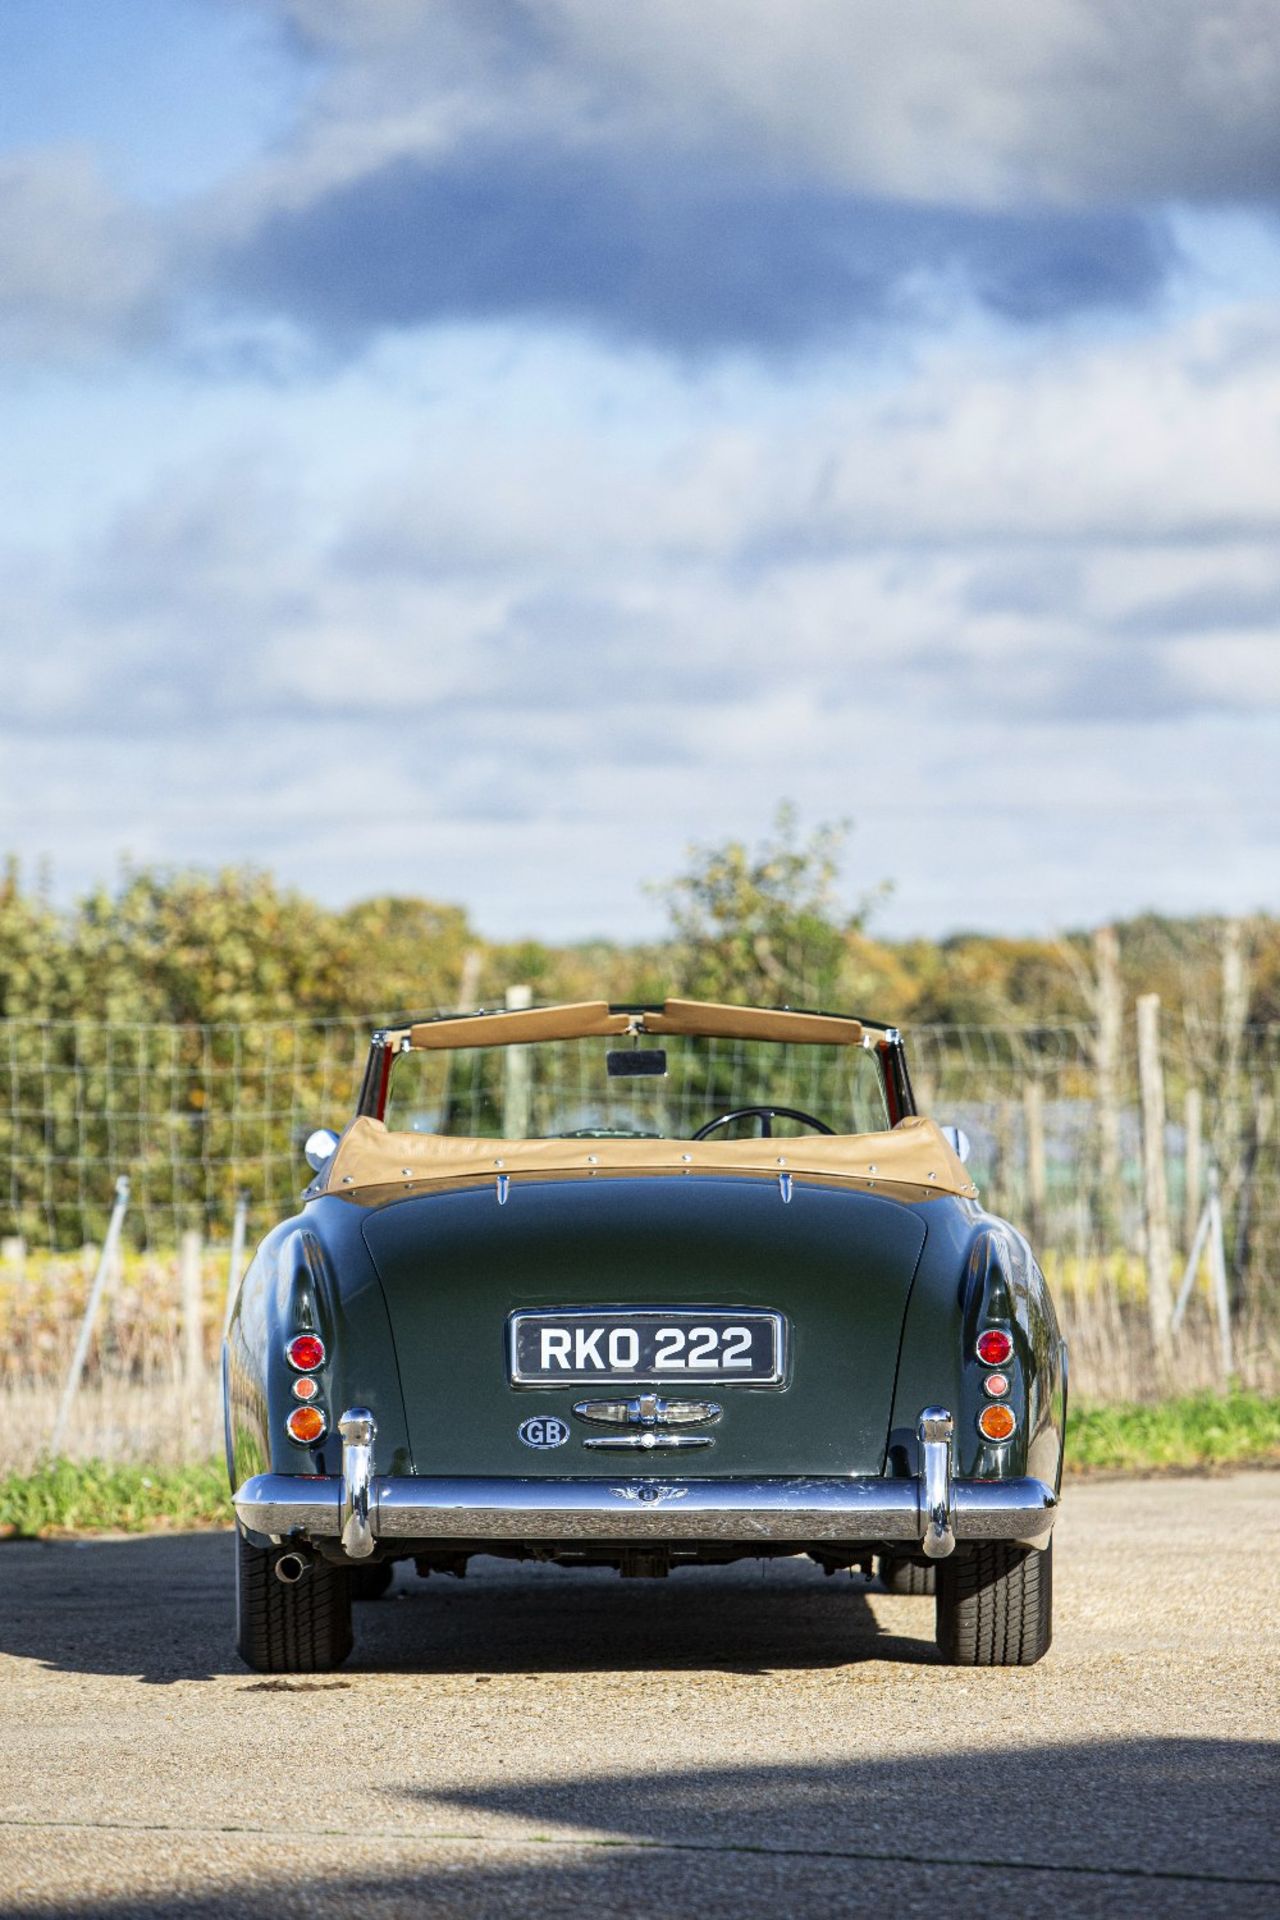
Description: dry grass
xmin=1054 ymin=1265 xmax=1279 ymax=1402
xmin=0 ymin=1246 xmax=230 ymax=1382
xmin=0 ymin=1378 xmax=223 ymax=1476
xmin=0 ymin=1247 xmax=227 ymax=1473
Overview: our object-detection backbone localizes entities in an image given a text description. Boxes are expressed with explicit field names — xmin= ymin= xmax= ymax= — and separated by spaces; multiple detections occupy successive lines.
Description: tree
xmin=653 ymin=806 xmax=886 ymax=1008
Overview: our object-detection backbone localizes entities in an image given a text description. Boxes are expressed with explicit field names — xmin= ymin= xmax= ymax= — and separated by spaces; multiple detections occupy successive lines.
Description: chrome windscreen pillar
xmin=918 ymin=1407 xmax=956 ymax=1558
xmin=338 ymin=1407 xmax=376 ymax=1559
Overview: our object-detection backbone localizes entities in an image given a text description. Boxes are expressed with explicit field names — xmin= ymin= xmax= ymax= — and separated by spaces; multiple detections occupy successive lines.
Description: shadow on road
xmin=0 ymin=1530 xmax=932 ymax=1684
xmin=11 ymin=1739 xmax=1280 ymax=1917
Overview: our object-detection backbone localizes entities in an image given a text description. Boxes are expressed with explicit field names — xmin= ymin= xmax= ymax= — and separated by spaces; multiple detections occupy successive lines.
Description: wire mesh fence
xmin=0 ymin=1017 xmax=372 ymax=1249
xmin=0 ymin=1008 xmax=1275 ymax=1464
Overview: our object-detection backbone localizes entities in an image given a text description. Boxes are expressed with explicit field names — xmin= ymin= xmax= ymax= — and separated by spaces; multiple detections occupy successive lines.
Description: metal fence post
xmin=1136 ymin=994 xmax=1174 ymax=1355
xmin=49 ymin=1175 xmax=130 ymax=1457
xmin=1183 ymin=1085 xmax=1202 ymax=1259
xmin=180 ymin=1229 xmax=205 ymax=1399
xmin=222 ymin=1190 xmax=250 ymax=1338
xmin=1207 ymin=1169 xmax=1234 ymax=1378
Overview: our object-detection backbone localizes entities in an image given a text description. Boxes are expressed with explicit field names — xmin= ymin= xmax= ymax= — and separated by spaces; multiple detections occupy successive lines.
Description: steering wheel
xmin=692 ymin=1105 xmax=834 ymax=1141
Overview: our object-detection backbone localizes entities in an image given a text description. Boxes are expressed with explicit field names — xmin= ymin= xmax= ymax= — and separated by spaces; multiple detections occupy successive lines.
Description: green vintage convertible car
xmin=225 ymin=999 xmax=1066 ymax=1671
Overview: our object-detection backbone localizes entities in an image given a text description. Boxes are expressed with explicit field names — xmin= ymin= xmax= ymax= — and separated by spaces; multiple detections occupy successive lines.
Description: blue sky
xmin=1 ymin=0 xmax=1277 ymax=941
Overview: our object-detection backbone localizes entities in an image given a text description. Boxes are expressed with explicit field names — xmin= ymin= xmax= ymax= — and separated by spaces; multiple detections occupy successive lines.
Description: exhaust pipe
xmin=274 ymin=1550 xmax=311 ymax=1585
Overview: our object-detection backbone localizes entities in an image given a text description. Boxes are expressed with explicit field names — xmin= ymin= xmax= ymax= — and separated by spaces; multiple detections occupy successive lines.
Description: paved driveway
xmin=1 ymin=1473 xmax=1277 ymax=1916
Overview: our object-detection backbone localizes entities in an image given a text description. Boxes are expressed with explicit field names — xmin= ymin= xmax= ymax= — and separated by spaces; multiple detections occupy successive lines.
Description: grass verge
xmin=1069 ymin=1389 xmax=1280 ymax=1474
xmin=0 ymin=1459 xmax=229 ymax=1538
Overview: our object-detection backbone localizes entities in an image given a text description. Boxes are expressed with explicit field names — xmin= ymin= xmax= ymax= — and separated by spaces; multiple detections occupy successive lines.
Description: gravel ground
xmin=0 ymin=1473 xmax=1276 ymax=1918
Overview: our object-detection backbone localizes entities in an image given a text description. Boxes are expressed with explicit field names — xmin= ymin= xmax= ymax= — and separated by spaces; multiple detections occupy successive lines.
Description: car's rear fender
xmin=889 ymin=1201 xmax=1065 ymax=1484
xmin=223 ymin=1198 xmax=413 ymax=1494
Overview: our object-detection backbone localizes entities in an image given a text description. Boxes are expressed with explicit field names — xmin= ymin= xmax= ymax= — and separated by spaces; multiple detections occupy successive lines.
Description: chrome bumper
xmin=234 ymin=1407 xmax=1058 ymax=1556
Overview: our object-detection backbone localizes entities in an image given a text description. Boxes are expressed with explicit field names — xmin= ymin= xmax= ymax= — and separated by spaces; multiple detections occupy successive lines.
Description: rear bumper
xmin=234 ymin=1448 xmax=1057 ymax=1558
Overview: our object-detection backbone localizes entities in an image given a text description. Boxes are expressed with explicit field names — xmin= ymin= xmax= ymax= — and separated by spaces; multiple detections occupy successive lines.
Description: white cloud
xmin=0 ymin=148 xmax=165 ymax=358
xmin=3 ymin=289 xmax=1276 ymax=933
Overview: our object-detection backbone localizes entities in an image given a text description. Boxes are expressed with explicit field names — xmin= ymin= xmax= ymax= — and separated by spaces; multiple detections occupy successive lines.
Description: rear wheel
xmin=935 ymin=1539 xmax=1052 ymax=1666
xmin=878 ymin=1554 xmax=936 ymax=1596
xmin=235 ymin=1525 xmax=354 ymax=1673
xmin=350 ymin=1561 xmax=395 ymax=1602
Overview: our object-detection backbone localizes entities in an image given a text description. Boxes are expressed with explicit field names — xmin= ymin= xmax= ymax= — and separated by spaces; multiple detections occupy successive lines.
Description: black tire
xmin=235 ymin=1526 xmax=354 ymax=1673
xmin=935 ymin=1539 xmax=1053 ymax=1667
xmin=878 ymin=1554 xmax=936 ymax=1596
xmin=350 ymin=1561 xmax=395 ymax=1602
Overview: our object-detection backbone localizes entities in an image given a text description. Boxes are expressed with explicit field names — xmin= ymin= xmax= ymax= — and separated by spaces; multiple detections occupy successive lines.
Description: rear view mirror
xmin=606 ymin=1049 xmax=668 ymax=1078
xmin=939 ymin=1124 xmax=971 ymax=1164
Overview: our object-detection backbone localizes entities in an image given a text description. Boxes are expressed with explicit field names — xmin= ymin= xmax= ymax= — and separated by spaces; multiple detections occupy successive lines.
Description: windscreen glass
xmin=385 ymin=1035 xmax=890 ymax=1140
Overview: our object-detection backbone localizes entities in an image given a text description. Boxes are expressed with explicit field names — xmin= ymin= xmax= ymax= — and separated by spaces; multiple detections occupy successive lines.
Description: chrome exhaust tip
xmin=274 ymin=1550 xmax=311 ymax=1585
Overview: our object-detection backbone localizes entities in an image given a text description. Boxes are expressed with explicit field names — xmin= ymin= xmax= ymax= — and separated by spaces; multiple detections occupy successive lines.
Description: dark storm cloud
xmin=220 ymin=142 xmax=1172 ymax=356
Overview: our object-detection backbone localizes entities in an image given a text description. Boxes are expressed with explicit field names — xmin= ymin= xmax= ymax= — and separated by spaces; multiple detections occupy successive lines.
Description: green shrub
xmin=1070 ymin=1390 xmax=1280 ymax=1473
xmin=0 ymin=1459 xmax=228 ymax=1537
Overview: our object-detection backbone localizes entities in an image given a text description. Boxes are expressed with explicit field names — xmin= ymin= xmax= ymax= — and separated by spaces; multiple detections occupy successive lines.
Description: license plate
xmin=508 ymin=1309 xmax=785 ymax=1385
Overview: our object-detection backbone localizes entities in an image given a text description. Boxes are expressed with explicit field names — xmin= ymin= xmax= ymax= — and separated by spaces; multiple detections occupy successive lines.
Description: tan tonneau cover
xmin=322 ymin=1114 xmax=977 ymax=1200
xmin=406 ymin=999 xmax=865 ymax=1049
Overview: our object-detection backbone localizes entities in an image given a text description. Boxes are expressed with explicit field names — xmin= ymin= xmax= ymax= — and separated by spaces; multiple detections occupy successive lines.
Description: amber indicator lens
xmin=978 ymin=1403 xmax=1017 ymax=1442
xmin=983 ymin=1372 xmax=1010 ymax=1398
xmin=976 ymin=1328 xmax=1013 ymax=1366
xmin=286 ymin=1333 xmax=325 ymax=1372
xmin=291 ymin=1376 xmax=319 ymax=1401
xmin=286 ymin=1404 xmax=326 ymax=1444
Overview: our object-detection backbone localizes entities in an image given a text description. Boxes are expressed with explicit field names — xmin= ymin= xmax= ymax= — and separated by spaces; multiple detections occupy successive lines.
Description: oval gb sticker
xmin=518 ymin=1415 xmax=569 ymax=1450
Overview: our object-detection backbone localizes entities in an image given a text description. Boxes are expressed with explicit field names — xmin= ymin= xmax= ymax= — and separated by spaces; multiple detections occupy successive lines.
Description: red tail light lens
xmin=983 ymin=1372 xmax=1010 ymax=1398
xmin=286 ymin=1404 xmax=326 ymax=1444
xmin=286 ymin=1333 xmax=325 ymax=1372
xmin=978 ymin=1403 xmax=1017 ymax=1442
xmin=976 ymin=1328 xmax=1013 ymax=1366
xmin=291 ymin=1376 xmax=319 ymax=1401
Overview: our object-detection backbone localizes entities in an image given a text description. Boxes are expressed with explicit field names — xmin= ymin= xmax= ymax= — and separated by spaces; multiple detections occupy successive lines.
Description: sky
xmin=1 ymin=0 xmax=1278 ymax=944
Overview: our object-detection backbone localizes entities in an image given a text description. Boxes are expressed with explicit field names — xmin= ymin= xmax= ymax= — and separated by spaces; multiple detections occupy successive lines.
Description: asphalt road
xmin=0 ymin=1473 xmax=1276 ymax=1918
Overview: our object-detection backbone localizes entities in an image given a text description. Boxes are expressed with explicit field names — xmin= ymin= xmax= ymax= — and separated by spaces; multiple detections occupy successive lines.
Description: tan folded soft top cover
xmin=405 ymin=999 xmax=866 ymax=1049
xmin=321 ymin=1114 xmax=977 ymax=1201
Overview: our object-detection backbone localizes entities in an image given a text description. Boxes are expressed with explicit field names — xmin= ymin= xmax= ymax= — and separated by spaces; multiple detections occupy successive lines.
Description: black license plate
xmin=509 ymin=1309 xmax=784 ymax=1385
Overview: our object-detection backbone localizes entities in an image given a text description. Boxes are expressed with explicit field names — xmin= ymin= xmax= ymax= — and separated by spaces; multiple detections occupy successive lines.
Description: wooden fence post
xmin=1094 ymin=925 xmax=1123 ymax=1196
xmin=502 ymin=984 xmax=533 ymax=1138
xmin=457 ymin=946 xmax=484 ymax=1012
xmin=1023 ymin=1080 xmax=1047 ymax=1247
xmin=1136 ymin=994 xmax=1174 ymax=1355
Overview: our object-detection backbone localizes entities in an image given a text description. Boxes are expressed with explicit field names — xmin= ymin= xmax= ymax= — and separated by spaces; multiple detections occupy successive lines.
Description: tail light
xmin=291 ymin=1376 xmax=319 ymax=1401
xmin=983 ymin=1372 xmax=1010 ymax=1398
xmin=978 ymin=1403 xmax=1017 ymax=1442
xmin=286 ymin=1333 xmax=325 ymax=1372
xmin=286 ymin=1404 xmax=327 ymax=1444
xmin=976 ymin=1328 xmax=1012 ymax=1366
